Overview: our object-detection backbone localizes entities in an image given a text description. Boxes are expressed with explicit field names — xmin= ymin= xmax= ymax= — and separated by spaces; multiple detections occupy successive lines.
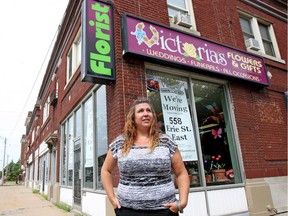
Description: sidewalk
xmin=0 ymin=182 xmax=75 ymax=216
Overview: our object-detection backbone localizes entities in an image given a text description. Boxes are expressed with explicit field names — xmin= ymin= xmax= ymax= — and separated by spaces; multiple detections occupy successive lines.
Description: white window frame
xmin=167 ymin=0 xmax=199 ymax=34
xmin=66 ymin=29 xmax=82 ymax=84
xmin=239 ymin=11 xmax=285 ymax=64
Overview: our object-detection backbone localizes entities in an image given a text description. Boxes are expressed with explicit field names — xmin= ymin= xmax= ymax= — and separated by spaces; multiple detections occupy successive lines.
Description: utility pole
xmin=1 ymin=137 xmax=6 ymax=186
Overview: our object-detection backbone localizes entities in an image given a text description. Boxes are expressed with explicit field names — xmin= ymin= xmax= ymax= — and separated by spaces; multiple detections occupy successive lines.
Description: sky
xmin=0 ymin=0 xmax=70 ymax=171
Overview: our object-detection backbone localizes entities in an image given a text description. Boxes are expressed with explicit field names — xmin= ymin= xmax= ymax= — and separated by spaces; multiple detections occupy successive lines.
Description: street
xmin=0 ymin=182 xmax=75 ymax=216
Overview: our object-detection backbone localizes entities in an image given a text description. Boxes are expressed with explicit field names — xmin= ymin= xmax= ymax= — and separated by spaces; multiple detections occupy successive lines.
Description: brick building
xmin=21 ymin=0 xmax=287 ymax=215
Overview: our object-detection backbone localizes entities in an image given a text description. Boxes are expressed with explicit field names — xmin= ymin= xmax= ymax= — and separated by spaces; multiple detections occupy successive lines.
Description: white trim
xmin=239 ymin=12 xmax=284 ymax=62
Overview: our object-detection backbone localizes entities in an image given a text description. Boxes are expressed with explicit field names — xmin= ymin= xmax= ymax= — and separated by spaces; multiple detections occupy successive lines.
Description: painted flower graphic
xmin=182 ymin=42 xmax=200 ymax=60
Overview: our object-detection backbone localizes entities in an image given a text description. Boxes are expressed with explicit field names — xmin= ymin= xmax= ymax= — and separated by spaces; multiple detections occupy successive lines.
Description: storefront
xmin=20 ymin=1 xmax=286 ymax=215
xmin=69 ymin=2 xmax=270 ymax=214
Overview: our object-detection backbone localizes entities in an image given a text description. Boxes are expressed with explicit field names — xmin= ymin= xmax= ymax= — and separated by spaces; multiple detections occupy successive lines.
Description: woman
xmin=101 ymin=98 xmax=190 ymax=215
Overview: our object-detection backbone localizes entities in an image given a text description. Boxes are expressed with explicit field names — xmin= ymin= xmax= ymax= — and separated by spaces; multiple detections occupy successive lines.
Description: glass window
xmin=43 ymin=98 xmax=50 ymax=123
xmin=68 ymin=116 xmax=74 ymax=186
xmin=61 ymin=85 xmax=107 ymax=190
xmin=239 ymin=17 xmax=254 ymax=41
xmin=167 ymin=0 xmax=187 ymax=17
xmin=75 ymin=33 xmax=82 ymax=67
xmin=146 ymin=71 xmax=201 ymax=187
xmin=146 ymin=70 xmax=242 ymax=187
xmin=193 ymin=80 xmax=241 ymax=185
xmin=66 ymin=29 xmax=82 ymax=84
xmin=61 ymin=123 xmax=67 ymax=185
xmin=259 ymin=23 xmax=275 ymax=57
xmin=239 ymin=14 xmax=278 ymax=58
xmin=96 ymin=86 xmax=108 ymax=189
xmin=84 ymin=97 xmax=93 ymax=188
xmin=75 ymin=108 xmax=81 ymax=138
xmin=67 ymin=49 xmax=73 ymax=81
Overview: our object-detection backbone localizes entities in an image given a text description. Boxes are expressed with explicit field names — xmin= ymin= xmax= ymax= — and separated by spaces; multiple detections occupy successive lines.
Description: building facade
xmin=21 ymin=0 xmax=287 ymax=215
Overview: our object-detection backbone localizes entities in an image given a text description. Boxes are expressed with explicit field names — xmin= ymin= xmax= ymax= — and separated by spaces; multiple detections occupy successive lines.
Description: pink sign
xmin=122 ymin=14 xmax=269 ymax=86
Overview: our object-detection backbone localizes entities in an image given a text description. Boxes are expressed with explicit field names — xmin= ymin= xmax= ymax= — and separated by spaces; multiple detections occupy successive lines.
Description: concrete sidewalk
xmin=0 ymin=182 xmax=74 ymax=216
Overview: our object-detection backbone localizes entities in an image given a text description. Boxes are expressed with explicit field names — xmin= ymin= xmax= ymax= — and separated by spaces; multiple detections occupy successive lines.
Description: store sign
xmin=159 ymin=81 xmax=197 ymax=161
xmin=81 ymin=0 xmax=115 ymax=84
xmin=122 ymin=14 xmax=269 ymax=86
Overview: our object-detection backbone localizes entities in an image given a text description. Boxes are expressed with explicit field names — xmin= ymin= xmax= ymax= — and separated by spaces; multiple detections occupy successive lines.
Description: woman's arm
xmin=171 ymin=148 xmax=190 ymax=210
xmin=101 ymin=149 xmax=121 ymax=209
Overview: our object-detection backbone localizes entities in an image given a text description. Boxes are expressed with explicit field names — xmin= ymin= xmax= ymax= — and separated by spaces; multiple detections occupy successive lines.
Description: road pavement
xmin=0 ymin=182 xmax=75 ymax=216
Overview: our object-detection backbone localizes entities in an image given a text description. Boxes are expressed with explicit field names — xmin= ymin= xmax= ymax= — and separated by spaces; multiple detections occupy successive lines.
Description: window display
xmin=147 ymin=70 xmax=241 ymax=187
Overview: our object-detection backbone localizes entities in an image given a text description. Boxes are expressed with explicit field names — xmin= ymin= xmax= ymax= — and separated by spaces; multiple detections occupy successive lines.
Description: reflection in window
xmin=61 ymin=123 xmax=67 ymax=185
xmin=96 ymin=86 xmax=108 ymax=189
xmin=61 ymin=86 xmax=107 ymax=189
xmin=75 ymin=109 xmax=81 ymax=138
xmin=84 ymin=97 xmax=93 ymax=188
xmin=68 ymin=116 xmax=74 ymax=186
xmin=193 ymin=80 xmax=241 ymax=185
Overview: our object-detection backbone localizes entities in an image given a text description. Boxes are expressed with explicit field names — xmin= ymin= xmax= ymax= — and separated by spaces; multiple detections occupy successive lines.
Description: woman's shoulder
xmin=159 ymin=133 xmax=173 ymax=141
xmin=109 ymin=134 xmax=125 ymax=148
xmin=158 ymin=133 xmax=177 ymax=155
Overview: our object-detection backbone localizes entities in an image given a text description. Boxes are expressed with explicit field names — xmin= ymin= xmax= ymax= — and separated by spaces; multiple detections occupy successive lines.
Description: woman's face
xmin=134 ymin=103 xmax=153 ymax=129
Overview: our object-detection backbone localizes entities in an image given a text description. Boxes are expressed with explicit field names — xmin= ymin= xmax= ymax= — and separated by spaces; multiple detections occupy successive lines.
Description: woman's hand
xmin=111 ymin=197 xmax=121 ymax=209
xmin=163 ymin=202 xmax=178 ymax=213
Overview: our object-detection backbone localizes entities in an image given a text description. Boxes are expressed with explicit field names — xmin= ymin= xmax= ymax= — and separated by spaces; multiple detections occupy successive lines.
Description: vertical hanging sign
xmin=159 ymin=81 xmax=198 ymax=161
xmin=81 ymin=0 xmax=115 ymax=84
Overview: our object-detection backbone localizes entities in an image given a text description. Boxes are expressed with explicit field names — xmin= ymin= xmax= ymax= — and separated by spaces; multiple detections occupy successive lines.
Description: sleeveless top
xmin=109 ymin=133 xmax=177 ymax=210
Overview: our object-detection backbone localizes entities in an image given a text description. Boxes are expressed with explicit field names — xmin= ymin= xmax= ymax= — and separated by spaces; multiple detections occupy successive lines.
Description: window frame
xmin=66 ymin=29 xmax=82 ymax=85
xmin=145 ymin=63 xmax=245 ymax=190
xmin=167 ymin=0 xmax=199 ymax=34
xmin=239 ymin=11 xmax=284 ymax=63
xmin=60 ymin=85 xmax=108 ymax=191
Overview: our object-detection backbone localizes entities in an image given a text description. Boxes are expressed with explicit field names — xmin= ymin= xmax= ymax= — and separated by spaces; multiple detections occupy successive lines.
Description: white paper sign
xmin=159 ymin=81 xmax=197 ymax=161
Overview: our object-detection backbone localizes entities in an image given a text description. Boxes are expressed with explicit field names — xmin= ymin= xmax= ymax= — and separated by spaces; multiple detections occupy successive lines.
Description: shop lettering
xmin=162 ymin=104 xmax=188 ymax=112
xmin=89 ymin=3 xmax=112 ymax=75
xmin=163 ymin=95 xmax=183 ymax=103
xmin=146 ymin=49 xmax=186 ymax=63
xmin=172 ymin=134 xmax=188 ymax=141
xmin=158 ymin=35 xmax=227 ymax=66
xmin=227 ymin=52 xmax=262 ymax=74
xmin=197 ymin=45 xmax=227 ymax=65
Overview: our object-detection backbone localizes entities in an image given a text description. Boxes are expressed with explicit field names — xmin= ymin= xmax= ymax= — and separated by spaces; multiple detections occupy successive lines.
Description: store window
xmin=84 ymin=97 xmax=93 ymax=188
xmin=146 ymin=70 xmax=242 ymax=187
xmin=61 ymin=123 xmax=67 ymax=185
xmin=239 ymin=14 xmax=281 ymax=60
xmin=61 ymin=85 xmax=107 ymax=190
xmin=96 ymin=86 xmax=108 ymax=189
xmin=67 ymin=116 xmax=74 ymax=186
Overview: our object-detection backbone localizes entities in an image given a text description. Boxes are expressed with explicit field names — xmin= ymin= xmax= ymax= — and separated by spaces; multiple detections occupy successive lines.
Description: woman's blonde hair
xmin=122 ymin=98 xmax=160 ymax=155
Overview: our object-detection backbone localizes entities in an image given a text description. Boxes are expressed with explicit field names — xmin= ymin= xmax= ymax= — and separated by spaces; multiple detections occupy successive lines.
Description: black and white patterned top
xmin=109 ymin=133 xmax=178 ymax=210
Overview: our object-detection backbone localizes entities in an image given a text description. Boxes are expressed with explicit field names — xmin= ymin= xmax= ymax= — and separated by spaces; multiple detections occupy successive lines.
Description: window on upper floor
xmin=31 ymin=129 xmax=35 ymax=144
xmin=66 ymin=29 xmax=82 ymax=84
xmin=167 ymin=0 xmax=198 ymax=33
xmin=43 ymin=98 xmax=50 ymax=123
xmin=239 ymin=13 xmax=282 ymax=61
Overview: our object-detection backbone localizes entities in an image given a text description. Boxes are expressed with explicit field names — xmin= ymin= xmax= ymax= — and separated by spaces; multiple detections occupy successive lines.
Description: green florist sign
xmin=81 ymin=0 xmax=115 ymax=84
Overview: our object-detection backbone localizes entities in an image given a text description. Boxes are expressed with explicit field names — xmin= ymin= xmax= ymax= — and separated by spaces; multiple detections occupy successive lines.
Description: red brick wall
xmin=107 ymin=0 xmax=288 ymax=179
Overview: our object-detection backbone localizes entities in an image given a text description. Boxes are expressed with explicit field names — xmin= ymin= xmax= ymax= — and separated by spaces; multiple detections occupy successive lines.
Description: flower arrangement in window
xmin=211 ymin=155 xmax=225 ymax=170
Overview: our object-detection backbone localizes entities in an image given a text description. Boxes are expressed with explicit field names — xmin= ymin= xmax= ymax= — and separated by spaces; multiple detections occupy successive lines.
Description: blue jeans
xmin=114 ymin=207 xmax=179 ymax=216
